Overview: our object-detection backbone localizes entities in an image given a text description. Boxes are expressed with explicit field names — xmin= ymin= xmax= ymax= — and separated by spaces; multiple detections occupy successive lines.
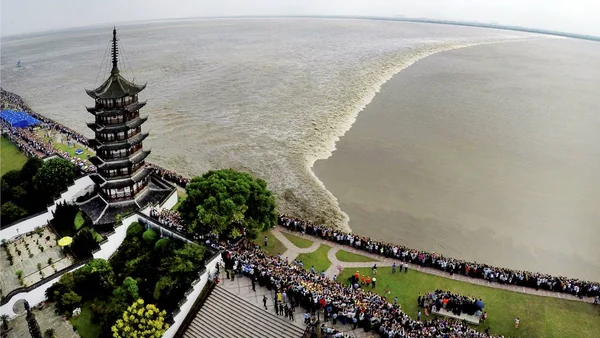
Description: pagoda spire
xmin=111 ymin=27 xmax=119 ymax=75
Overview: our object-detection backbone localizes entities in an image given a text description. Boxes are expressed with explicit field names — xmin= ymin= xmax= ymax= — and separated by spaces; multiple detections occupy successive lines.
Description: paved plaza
xmin=1 ymin=227 xmax=74 ymax=293
xmin=4 ymin=303 xmax=78 ymax=338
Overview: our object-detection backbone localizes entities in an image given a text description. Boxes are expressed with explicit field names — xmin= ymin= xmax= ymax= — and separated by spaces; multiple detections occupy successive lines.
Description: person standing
xmin=404 ymin=262 xmax=408 ymax=273
xmin=417 ymin=310 xmax=421 ymax=321
xmin=264 ymin=236 xmax=268 ymax=247
xmin=392 ymin=263 xmax=397 ymax=274
xmin=251 ymin=278 xmax=256 ymax=292
xmin=372 ymin=277 xmax=376 ymax=288
xmin=263 ymin=295 xmax=268 ymax=310
xmin=514 ymin=317 xmax=520 ymax=329
xmin=372 ymin=264 xmax=378 ymax=275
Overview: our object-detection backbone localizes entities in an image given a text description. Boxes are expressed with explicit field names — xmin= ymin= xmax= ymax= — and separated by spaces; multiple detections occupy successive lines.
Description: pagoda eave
xmin=91 ymin=149 xmax=151 ymax=169
xmin=100 ymin=167 xmax=152 ymax=188
xmin=92 ymin=132 xmax=149 ymax=151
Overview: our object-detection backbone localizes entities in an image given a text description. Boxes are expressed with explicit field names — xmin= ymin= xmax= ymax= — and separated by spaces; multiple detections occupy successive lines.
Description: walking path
xmin=272 ymin=226 xmax=594 ymax=303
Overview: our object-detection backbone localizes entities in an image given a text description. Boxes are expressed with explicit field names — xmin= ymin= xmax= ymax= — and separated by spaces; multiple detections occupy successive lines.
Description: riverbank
xmin=313 ymin=38 xmax=600 ymax=281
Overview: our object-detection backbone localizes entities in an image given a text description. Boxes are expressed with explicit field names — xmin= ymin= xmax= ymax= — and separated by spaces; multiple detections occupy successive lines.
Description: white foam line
xmin=305 ymin=36 xmax=549 ymax=233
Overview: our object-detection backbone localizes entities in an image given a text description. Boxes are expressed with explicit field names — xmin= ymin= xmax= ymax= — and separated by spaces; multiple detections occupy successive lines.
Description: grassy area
xmin=74 ymin=211 xmax=85 ymax=230
xmin=35 ymin=129 xmax=94 ymax=160
xmin=335 ymin=249 xmax=379 ymax=263
xmin=282 ymin=232 xmax=313 ymax=248
xmin=69 ymin=302 xmax=101 ymax=338
xmin=1 ymin=137 xmax=28 ymax=176
xmin=173 ymin=189 xmax=187 ymax=211
xmin=296 ymin=244 xmax=332 ymax=273
xmin=338 ymin=268 xmax=599 ymax=338
xmin=253 ymin=230 xmax=286 ymax=256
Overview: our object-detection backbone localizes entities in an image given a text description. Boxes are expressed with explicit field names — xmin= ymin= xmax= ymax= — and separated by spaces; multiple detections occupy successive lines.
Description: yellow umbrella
xmin=57 ymin=236 xmax=73 ymax=247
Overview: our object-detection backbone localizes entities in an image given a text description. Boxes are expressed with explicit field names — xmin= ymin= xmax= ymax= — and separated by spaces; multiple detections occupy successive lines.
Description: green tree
xmin=60 ymin=291 xmax=82 ymax=314
xmin=113 ymin=277 xmax=139 ymax=303
xmin=111 ymin=299 xmax=169 ymax=338
xmin=71 ymin=228 xmax=99 ymax=258
xmin=75 ymin=258 xmax=115 ymax=299
xmin=1 ymin=201 xmax=28 ymax=224
xmin=179 ymin=169 xmax=277 ymax=238
xmin=20 ymin=157 xmax=43 ymax=182
xmin=1 ymin=170 xmax=22 ymax=187
xmin=125 ymin=222 xmax=145 ymax=238
xmin=33 ymin=158 xmax=75 ymax=200
xmin=142 ymin=229 xmax=158 ymax=244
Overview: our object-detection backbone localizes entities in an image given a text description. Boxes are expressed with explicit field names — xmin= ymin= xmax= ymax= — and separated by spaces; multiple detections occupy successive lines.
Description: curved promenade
xmin=272 ymin=227 xmax=594 ymax=303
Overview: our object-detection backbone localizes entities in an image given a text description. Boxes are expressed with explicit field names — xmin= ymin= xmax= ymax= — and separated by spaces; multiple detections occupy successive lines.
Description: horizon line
xmin=2 ymin=15 xmax=599 ymax=42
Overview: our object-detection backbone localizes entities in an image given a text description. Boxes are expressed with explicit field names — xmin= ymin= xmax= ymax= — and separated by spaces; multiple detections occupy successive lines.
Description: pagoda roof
xmin=99 ymin=167 xmax=152 ymax=189
xmin=90 ymin=132 xmax=148 ymax=150
xmin=85 ymin=72 xmax=146 ymax=100
xmin=87 ymin=116 xmax=148 ymax=133
xmin=90 ymin=149 xmax=151 ymax=169
xmin=86 ymin=101 xmax=147 ymax=116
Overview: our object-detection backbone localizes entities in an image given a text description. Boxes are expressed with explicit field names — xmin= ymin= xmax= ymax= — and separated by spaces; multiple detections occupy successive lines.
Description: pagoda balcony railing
xmin=97 ymin=112 xmax=140 ymax=126
xmin=100 ymin=161 xmax=146 ymax=180
xmin=99 ymin=144 xmax=143 ymax=160
xmin=96 ymin=95 xmax=138 ymax=109
xmin=95 ymin=128 xmax=141 ymax=143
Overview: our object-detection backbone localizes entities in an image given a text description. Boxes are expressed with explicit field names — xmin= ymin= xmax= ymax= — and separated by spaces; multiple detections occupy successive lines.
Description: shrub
xmin=16 ymin=270 xmax=23 ymax=278
xmin=37 ymin=263 xmax=42 ymax=271
xmin=48 ymin=258 xmax=53 ymax=265
xmin=125 ymin=222 xmax=144 ymax=238
xmin=46 ymin=235 xmax=51 ymax=241
xmin=29 ymin=254 xmax=34 ymax=258
xmin=154 ymin=238 xmax=170 ymax=250
xmin=142 ymin=229 xmax=158 ymax=244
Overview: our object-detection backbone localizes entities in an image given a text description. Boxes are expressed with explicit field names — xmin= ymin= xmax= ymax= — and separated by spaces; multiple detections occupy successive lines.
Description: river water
xmin=2 ymin=19 xmax=597 ymax=280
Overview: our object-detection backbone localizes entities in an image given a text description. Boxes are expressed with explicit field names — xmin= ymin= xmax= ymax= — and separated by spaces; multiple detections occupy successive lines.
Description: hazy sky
xmin=1 ymin=0 xmax=599 ymax=37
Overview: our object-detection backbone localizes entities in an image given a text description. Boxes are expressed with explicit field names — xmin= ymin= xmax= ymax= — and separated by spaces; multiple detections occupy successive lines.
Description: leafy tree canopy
xmin=111 ymin=299 xmax=169 ymax=338
xmin=142 ymin=229 xmax=158 ymax=244
xmin=71 ymin=228 xmax=99 ymax=258
xmin=179 ymin=169 xmax=277 ymax=238
xmin=33 ymin=158 xmax=75 ymax=200
xmin=1 ymin=201 xmax=28 ymax=225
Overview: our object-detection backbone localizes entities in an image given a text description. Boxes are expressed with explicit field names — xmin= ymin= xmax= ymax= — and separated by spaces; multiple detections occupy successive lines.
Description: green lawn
xmin=74 ymin=211 xmax=85 ymax=230
xmin=338 ymin=268 xmax=600 ymax=338
xmin=1 ymin=137 xmax=28 ymax=176
xmin=296 ymin=244 xmax=332 ymax=273
xmin=69 ymin=302 xmax=101 ymax=338
xmin=335 ymin=249 xmax=379 ymax=263
xmin=253 ymin=230 xmax=286 ymax=256
xmin=282 ymin=232 xmax=313 ymax=248
xmin=35 ymin=129 xmax=94 ymax=160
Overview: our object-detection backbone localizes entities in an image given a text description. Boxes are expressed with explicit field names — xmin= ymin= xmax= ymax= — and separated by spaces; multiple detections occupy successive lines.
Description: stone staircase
xmin=182 ymin=285 xmax=305 ymax=338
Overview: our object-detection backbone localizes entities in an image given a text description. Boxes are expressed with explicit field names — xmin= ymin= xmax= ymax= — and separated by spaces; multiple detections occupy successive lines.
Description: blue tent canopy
xmin=0 ymin=110 xmax=40 ymax=128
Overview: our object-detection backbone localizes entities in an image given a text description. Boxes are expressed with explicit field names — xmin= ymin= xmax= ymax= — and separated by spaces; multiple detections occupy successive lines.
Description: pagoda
xmin=78 ymin=28 xmax=175 ymax=226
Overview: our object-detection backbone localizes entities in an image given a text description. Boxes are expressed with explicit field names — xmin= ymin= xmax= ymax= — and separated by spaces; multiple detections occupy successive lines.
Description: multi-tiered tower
xmin=86 ymin=28 xmax=151 ymax=201
xmin=79 ymin=28 xmax=174 ymax=226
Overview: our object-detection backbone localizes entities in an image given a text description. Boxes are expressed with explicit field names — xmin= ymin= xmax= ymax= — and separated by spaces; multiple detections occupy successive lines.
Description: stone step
xmin=211 ymin=286 xmax=302 ymax=333
xmin=183 ymin=285 xmax=305 ymax=338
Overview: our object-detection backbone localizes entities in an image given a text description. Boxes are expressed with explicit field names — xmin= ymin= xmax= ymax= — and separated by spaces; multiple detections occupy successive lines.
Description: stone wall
xmin=0 ymin=175 xmax=94 ymax=241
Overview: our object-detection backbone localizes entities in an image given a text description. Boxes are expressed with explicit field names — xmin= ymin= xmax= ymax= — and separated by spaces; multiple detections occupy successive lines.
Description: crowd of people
xmin=278 ymin=215 xmax=600 ymax=300
xmin=222 ymin=241 xmax=502 ymax=338
xmin=419 ymin=290 xmax=485 ymax=320
xmin=149 ymin=208 xmax=186 ymax=233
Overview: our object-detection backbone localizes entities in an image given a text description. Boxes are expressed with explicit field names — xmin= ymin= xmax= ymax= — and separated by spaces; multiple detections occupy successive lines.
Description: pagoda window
xmin=119 ymin=167 xmax=129 ymax=176
xmin=116 ymin=131 xmax=126 ymax=140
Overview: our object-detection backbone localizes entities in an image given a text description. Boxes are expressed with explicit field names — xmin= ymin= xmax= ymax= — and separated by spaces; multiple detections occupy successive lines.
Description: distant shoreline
xmin=2 ymin=16 xmax=598 ymax=42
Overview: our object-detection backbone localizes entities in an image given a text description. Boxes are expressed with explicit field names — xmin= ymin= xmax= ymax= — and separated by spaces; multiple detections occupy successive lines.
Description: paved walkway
xmin=272 ymin=227 xmax=594 ymax=303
